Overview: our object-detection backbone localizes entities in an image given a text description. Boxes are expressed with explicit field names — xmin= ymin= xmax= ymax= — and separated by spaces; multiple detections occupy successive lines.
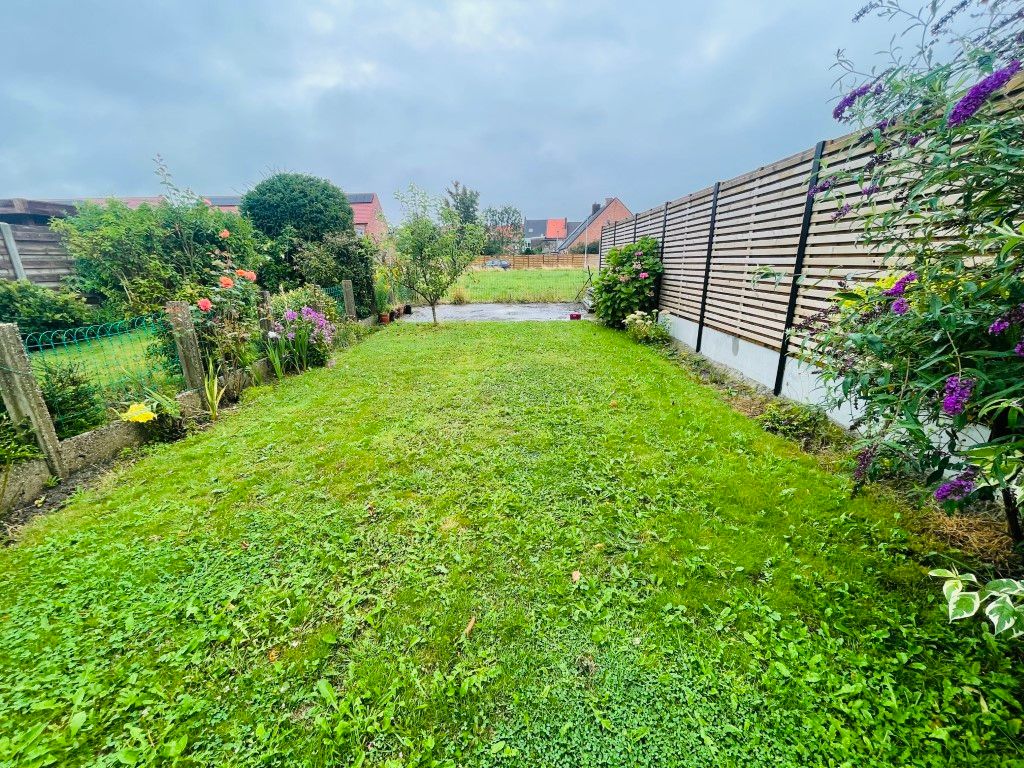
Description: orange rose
xmin=236 ymin=269 xmax=247 ymax=277
xmin=219 ymin=276 xmax=235 ymax=289
xmin=197 ymin=298 xmax=213 ymax=312
xmin=244 ymin=270 xmax=257 ymax=282
xmin=219 ymin=229 xmax=231 ymax=239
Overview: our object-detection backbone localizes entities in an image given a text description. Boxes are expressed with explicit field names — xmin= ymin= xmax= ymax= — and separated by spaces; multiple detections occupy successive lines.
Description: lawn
xmin=0 ymin=323 xmax=1019 ymax=767
xmin=445 ymin=268 xmax=588 ymax=303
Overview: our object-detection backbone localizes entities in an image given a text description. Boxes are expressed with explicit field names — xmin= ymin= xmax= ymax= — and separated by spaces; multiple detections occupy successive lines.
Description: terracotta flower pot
xmin=379 ymin=313 xmax=391 ymax=325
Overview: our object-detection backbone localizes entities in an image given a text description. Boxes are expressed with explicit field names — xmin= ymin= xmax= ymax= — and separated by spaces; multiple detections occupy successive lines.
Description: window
xmin=355 ymin=225 xmax=365 ymax=236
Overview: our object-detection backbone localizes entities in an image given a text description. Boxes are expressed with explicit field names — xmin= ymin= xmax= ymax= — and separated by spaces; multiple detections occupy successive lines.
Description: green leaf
xmin=949 ymin=591 xmax=981 ymax=622
xmin=68 ymin=711 xmax=87 ymax=737
xmin=985 ymin=596 xmax=1017 ymax=635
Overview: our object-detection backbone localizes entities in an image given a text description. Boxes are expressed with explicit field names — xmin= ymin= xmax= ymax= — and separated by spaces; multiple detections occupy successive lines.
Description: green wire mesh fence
xmin=21 ymin=315 xmax=184 ymax=439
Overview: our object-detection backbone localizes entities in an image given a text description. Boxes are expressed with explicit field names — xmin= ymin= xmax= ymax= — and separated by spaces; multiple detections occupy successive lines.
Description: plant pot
xmin=403 ymin=304 xmax=413 ymax=315
xmin=378 ymin=313 xmax=391 ymax=325
xmin=389 ymin=309 xmax=398 ymax=321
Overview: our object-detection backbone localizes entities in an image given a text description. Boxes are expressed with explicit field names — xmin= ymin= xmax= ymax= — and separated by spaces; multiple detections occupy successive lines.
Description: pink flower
xmin=244 ymin=270 xmax=257 ymax=281
xmin=219 ymin=229 xmax=231 ymax=239
xmin=639 ymin=272 xmax=650 ymax=279
xmin=618 ymin=275 xmax=629 ymax=283
xmin=197 ymin=298 xmax=213 ymax=312
xmin=219 ymin=276 xmax=235 ymax=289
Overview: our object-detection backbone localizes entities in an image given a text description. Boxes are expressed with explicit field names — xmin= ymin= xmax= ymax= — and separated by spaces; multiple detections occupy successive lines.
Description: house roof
xmin=558 ymin=199 xmax=623 ymax=250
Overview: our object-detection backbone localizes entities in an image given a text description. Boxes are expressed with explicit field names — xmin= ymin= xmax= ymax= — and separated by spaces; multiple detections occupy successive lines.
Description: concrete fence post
xmin=0 ymin=323 xmax=66 ymax=477
xmin=341 ymin=280 xmax=357 ymax=319
xmin=164 ymin=301 xmax=208 ymax=407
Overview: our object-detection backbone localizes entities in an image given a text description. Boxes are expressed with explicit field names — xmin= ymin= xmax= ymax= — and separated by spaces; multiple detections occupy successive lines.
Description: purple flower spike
xmin=988 ymin=317 xmax=1010 ymax=335
xmin=934 ymin=467 xmax=978 ymax=502
xmin=941 ymin=375 xmax=975 ymax=416
xmin=1016 ymin=340 xmax=1024 ymax=357
xmin=883 ymin=272 xmax=918 ymax=297
xmin=284 ymin=309 xmax=298 ymax=322
xmin=834 ymin=83 xmax=874 ymax=121
xmin=948 ymin=60 xmax=1021 ymax=128
xmin=831 ymin=203 xmax=852 ymax=221
xmin=891 ymin=298 xmax=909 ymax=315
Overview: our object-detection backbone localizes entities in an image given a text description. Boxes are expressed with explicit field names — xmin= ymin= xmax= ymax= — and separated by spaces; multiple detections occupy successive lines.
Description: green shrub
xmin=37 ymin=360 xmax=107 ymax=439
xmin=241 ymin=173 xmax=353 ymax=242
xmin=52 ymin=198 xmax=263 ymax=316
xmin=0 ymin=280 xmax=93 ymax=335
xmin=294 ymin=231 xmax=376 ymax=317
xmin=592 ymin=237 xmax=662 ymax=327
xmin=623 ymin=310 xmax=671 ymax=345
xmin=757 ymin=401 xmax=837 ymax=452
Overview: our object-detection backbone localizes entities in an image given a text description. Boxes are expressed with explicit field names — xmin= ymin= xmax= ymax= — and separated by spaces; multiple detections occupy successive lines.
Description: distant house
xmin=523 ymin=217 xmax=582 ymax=253
xmin=557 ymin=198 xmax=631 ymax=253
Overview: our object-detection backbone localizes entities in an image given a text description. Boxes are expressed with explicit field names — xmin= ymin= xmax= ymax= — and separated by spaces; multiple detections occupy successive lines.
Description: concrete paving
xmin=407 ymin=303 xmax=590 ymax=322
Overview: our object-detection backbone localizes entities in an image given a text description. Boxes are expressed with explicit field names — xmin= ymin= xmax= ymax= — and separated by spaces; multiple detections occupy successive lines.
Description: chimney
xmin=592 ymin=202 xmax=601 ymax=214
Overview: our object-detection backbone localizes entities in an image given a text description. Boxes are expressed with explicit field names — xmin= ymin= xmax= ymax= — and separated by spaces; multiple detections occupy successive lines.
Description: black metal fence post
xmin=695 ymin=182 xmax=721 ymax=353
xmin=773 ymin=140 xmax=826 ymax=396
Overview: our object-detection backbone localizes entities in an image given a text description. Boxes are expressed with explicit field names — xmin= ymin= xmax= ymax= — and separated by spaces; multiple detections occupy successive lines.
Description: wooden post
xmin=341 ymin=280 xmax=357 ymax=319
xmin=0 ymin=223 xmax=26 ymax=280
xmin=695 ymin=182 xmax=722 ymax=353
xmin=774 ymin=140 xmax=826 ymax=395
xmin=164 ymin=301 xmax=207 ymax=407
xmin=0 ymin=323 xmax=66 ymax=477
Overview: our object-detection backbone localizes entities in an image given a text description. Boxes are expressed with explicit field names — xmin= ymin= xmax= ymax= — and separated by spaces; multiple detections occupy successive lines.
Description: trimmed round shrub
xmin=240 ymin=173 xmax=354 ymax=242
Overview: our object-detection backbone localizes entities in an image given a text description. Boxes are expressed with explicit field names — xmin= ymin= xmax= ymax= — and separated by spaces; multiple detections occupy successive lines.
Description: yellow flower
xmin=875 ymin=274 xmax=899 ymax=291
xmin=120 ymin=403 xmax=157 ymax=423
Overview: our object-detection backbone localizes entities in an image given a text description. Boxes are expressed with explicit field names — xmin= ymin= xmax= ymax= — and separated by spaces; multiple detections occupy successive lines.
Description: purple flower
xmin=883 ymin=272 xmax=918 ymax=297
xmin=907 ymin=133 xmax=924 ymax=147
xmin=834 ymin=83 xmax=875 ymax=121
xmin=284 ymin=309 xmax=298 ymax=322
xmin=808 ymin=176 xmax=836 ymax=198
xmin=286 ymin=331 xmax=296 ymax=341
xmin=831 ymin=203 xmax=852 ymax=221
xmin=853 ymin=446 xmax=876 ymax=484
xmin=934 ymin=467 xmax=978 ymax=502
xmin=988 ymin=317 xmax=1011 ymax=335
xmin=948 ymin=60 xmax=1022 ymax=128
xmin=932 ymin=1 xmax=969 ymax=36
xmin=941 ymin=375 xmax=975 ymax=416
xmin=852 ymin=2 xmax=880 ymax=23
xmin=891 ymin=298 xmax=909 ymax=315
xmin=861 ymin=184 xmax=881 ymax=197
xmin=1016 ymin=340 xmax=1024 ymax=357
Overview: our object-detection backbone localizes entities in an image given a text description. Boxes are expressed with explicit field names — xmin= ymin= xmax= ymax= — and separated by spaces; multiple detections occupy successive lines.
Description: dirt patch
xmin=2 ymin=461 xmax=115 ymax=542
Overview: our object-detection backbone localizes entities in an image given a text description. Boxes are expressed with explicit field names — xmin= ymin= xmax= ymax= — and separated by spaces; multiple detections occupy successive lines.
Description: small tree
xmin=482 ymin=205 xmax=524 ymax=255
xmin=443 ymin=181 xmax=480 ymax=227
xmin=390 ymin=186 xmax=485 ymax=324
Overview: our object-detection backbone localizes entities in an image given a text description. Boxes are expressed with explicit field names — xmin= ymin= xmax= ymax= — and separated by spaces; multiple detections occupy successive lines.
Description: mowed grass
xmin=445 ymin=268 xmax=587 ymax=303
xmin=0 ymin=323 xmax=1020 ymax=767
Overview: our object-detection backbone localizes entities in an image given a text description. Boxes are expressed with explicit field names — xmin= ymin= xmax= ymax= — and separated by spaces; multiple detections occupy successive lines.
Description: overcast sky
xmin=1 ymin=1 xmax=891 ymax=221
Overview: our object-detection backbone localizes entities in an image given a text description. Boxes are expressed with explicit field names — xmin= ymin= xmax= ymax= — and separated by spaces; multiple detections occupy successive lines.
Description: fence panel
xmin=702 ymin=147 xmax=817 ymax=351
xmin=659 ymin=187 xmax=716 ymax=324
xmin=21 ymin=315 xmax=183 ymax=438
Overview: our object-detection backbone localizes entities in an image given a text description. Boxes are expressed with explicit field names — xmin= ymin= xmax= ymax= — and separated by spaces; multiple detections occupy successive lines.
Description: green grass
xmin=0 ymin=323 xmax=1020 ymax=767
xmin=29 ymin=326 xmax=179 ymax=397
xmin=446 ymin=268 xmax=587 ymax=303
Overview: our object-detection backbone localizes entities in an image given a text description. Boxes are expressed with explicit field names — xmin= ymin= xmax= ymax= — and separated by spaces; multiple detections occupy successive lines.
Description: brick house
xmin=523 ymin=217 xmax=580 ymax=253
xmin=557 ymin=197 xmax=631 ymax=253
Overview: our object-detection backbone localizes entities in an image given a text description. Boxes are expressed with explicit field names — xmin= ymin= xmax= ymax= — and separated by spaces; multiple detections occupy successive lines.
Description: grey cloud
xmin=1 ymin=0 xmax=890 ymax=220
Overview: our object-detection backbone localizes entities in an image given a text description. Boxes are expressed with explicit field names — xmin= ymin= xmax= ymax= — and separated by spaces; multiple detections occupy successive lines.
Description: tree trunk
xmin=989 ymin=410 xmax=1023 ymax=545
xmin=430 ymin=303 xmax=438 ymax=325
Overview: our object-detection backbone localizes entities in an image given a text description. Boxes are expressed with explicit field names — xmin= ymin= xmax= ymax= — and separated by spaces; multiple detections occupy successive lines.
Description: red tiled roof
xmin=545 ymin=218 xmax=567 ymax=239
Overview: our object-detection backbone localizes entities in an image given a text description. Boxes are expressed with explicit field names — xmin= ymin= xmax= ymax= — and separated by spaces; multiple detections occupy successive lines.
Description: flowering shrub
xmin=592 ymin=237 xmax=662 ymax=327
xmin=188 ymin=263 xmax=262 ymax=368
xmin=806 ymin=2 xmax=1024 ymax=545
xmin=267 ymin=306 xmax=336 ymax=373
xmin=623 ymin=310 xmax=671 ymax=345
